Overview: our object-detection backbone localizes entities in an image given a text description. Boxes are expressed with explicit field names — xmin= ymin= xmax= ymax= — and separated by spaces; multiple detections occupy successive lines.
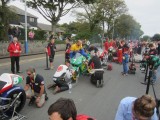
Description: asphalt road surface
xmin=0 ymin=53 xmax=160 ymax=120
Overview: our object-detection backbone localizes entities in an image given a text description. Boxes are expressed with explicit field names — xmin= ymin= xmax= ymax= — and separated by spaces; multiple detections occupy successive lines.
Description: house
xmin=9 ymin=5 xmax=38 ymax=30
xmin=37 ymin=23 xmax=64 ymax=33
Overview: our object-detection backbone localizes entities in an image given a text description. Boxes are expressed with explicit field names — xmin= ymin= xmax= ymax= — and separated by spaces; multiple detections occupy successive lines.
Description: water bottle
xmin=69 ymin=83 xmax=72 ymax=93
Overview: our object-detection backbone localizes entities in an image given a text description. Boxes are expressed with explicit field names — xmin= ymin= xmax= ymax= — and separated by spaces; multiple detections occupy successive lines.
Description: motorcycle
xmin=108 ymin=46 xmax=117 ymax=62
xmin=70 ymin=53 xmax=91 ymax=81
xmin=97 ymin=48 xmax=108 ymax=66
xmin=0 ymin=73 xmax=26 ymax=120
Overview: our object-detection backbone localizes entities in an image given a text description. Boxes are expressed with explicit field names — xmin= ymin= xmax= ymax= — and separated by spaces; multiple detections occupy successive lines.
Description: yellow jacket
xmin=70 ymin=43 xmax=82 ymax=51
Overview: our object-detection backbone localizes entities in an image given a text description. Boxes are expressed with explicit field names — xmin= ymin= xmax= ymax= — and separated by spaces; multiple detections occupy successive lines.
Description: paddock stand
xmin=44 ymin=52 xmax=50 ymax=70
xmin=141 ymin=66 xmax=160 ymax=119
xmin=0 ymin=104 xmax=27 ymax=120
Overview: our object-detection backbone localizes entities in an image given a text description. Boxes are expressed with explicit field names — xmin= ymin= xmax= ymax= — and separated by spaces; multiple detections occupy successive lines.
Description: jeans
xmin=70 ymin=49 xmax=88 ymax=58
xmin=123 ymin=63 xmax=128 ymax=74
xmin=151 ymin=70 xmax=156 ymax=83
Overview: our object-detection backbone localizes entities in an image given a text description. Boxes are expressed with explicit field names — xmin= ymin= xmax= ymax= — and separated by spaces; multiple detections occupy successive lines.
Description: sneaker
xmin=28 ymin=96 xmax=36 ymax=106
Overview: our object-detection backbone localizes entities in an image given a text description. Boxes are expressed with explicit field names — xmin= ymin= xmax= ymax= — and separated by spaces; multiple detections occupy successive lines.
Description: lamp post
xmin=112 ymin=19 xmax=115 ymax=40
xmin=24 ymin=0 xmax=28 ymax=53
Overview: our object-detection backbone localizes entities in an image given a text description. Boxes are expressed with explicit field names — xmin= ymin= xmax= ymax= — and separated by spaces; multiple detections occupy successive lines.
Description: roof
xmin=37 ymin=23 xmax=64 ymax=32
xmin=9 ymin=5 xmax=38 ymax=18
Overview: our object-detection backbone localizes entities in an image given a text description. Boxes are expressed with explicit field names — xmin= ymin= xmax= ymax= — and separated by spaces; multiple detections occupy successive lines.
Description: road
xmin=0 ymin=53 xmax=160 ymax=120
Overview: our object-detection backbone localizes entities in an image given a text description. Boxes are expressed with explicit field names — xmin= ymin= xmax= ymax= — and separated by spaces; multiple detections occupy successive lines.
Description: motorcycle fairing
xmin=0 ymin=73 xmax=13 ymax=94
xmin=0 ymin=86 xmax=22 ymax=98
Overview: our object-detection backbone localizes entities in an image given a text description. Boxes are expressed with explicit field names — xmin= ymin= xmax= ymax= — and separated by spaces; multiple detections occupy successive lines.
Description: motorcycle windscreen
xmin=71 ymin=53 xmax=84 ymax=65
xmin=0 ymin=81 xmax=7 ymax=90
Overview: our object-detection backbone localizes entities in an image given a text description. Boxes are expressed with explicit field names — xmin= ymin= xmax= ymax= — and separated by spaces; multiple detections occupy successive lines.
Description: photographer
xmin=115 ymin=94 xmax=158 ymax=120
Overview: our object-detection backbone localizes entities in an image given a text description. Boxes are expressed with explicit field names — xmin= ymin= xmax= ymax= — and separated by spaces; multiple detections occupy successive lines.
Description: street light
xmin=112 ymin=19 xmax=115 ymax=40
xmin=24 ymin=0 xmax=28 ymax=53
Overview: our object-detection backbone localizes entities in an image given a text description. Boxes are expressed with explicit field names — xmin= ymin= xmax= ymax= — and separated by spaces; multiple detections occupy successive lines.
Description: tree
xmin=74 ymin=1 xmax=103 ymax=33
xmin=27 ymin=0 xmax=81 ymax=32
xmin=100 ymin=0 xmax=128 ymax=38
xmin=141 ymin=35 xmax=150 ymax=41
xmin=0 ymin=0 xmax=17 ymax=41
xmin=152 ymin=34 xmax=160 ymax=41
xmin=114 ymin=14 xmax=143 ymax=39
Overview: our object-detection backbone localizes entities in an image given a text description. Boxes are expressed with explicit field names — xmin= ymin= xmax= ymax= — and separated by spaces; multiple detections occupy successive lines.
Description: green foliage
xmin=27 ymin=0 xmax=79 ymax=31
xmin=0 ymin=1 xmax=18 ymax=41
xmin=55 ymin=40 xmax=65 ymax=44
xmin=114 ymin=14 xmax=143 ymax=39
xmin=141 ymin=35 xmax=151 ymax=41
xmin=75 ymin=1 xmax=103 ymax=33
xmin=100 ymin=0 xmax=128 ymax=38
xmin=152 ymin=34 xmax=160 ymax=41
xmin=75 ymin=32 xmax=91 ymax=39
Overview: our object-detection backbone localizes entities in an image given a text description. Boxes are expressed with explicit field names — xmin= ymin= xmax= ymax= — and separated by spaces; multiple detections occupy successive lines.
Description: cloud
xmin=125 ymin=0 xmax=160 ymax=36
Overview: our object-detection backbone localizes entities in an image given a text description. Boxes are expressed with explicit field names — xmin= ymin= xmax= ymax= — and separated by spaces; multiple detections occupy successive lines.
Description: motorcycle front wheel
xmin=4 ymin=89 xmax=26 ymax=116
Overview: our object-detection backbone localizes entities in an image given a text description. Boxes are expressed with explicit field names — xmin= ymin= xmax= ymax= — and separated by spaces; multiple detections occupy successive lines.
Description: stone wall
xmin=0 ymin=41 xmax=66 ymax=57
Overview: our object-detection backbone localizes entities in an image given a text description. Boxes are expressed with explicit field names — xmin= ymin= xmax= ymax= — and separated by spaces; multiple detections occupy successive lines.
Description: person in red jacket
xmin=104 ymin=38 xmax=109 ymax=51
xmin=7 ymin=37 xmax=22 ymax=74
xmin=46 ymin=38 xmax=57 ymax=69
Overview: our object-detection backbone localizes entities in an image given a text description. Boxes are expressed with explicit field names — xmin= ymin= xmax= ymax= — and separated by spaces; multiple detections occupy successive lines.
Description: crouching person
xmin=87 ymin=51 xmax=104 ymax=87
xmin=24 ymin=67 xmax=46 ymax=108
xmin=53 ymin=60 xmax=74 ymax=94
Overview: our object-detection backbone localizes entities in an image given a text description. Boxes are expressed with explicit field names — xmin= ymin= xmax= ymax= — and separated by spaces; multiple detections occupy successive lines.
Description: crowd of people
xmin=6 ymin=36 xmax=160 ymax=120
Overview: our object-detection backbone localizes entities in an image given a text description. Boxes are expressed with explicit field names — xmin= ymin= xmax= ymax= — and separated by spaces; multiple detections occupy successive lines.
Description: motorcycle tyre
xmin=4 ymin=89 xmax=26 ymax=116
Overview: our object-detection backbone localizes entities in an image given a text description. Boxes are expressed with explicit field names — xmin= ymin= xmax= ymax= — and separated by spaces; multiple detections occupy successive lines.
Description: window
xmin=30 ymin=17 xmax=34 ymax=22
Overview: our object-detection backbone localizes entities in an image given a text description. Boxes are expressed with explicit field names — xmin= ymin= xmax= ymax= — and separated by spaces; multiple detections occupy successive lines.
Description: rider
xmin=53 ymin=60 xmax=73 ymax=94
xmin=24 ymin=67 xmax=47 ymax=108
xmin=87 ymin=50 xmax=103 ymax=84
xmin=87 ymin=45 xmax=99 ymax=54
xmin=70 ymin=40 xmax=88 ymax=59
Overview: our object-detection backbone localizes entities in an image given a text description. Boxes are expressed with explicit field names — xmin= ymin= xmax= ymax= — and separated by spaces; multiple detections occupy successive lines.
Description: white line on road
xmin=0 ymin=54 xmax=63 ymax=67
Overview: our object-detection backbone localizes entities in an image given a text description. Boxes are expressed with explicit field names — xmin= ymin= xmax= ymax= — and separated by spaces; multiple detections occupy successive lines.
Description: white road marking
xmin=0 ymin=54 xmax=63 ymax=67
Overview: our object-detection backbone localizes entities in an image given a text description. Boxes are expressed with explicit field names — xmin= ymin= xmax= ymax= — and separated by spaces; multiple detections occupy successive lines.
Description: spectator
xmin=157 ymin=41 xmax=160 ymax=57
xmin=48 ymin=98 xmax=95 ymax=120
xmin=7 ymin=37 xmax=22 ymax=74
xmin=121 ymin=45 xmax=129 ymax=76
xmin=8 ymin=26 xmax=13 ymax=42
xmin=49 ymin=32 xmax=55 ymax=40
xmin=104 ymin=38 xmax=109 ymax=51
xmin=44 ymin=31 xmax=50 ymax=41
xmin=115 ymin=94 xmax=158 ymax=120
xmin=70 ymin=40 xmax=88 ymax=59
xmin=65 ymin=38 xmax=71 ymax=61
xmin=24 ymin=67 xmax=47 ymax=108
xmin=13 ymin=27 xmax=21 ymax=38
xmin=46 ymin=38 xmax=57 ymax=69
xmin=118 ymin=40 xmax=125 ymax=64
xmin=28 ymin=29 xmax=35 ymax=42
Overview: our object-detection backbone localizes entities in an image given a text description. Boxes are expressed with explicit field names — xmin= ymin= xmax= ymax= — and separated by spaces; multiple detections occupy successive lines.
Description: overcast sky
xmin=9 ymin=0 xmax=160 ymax=36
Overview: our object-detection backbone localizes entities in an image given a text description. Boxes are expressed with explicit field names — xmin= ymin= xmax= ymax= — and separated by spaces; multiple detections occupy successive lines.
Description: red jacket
xmin=104 ymin=41 xmax=109 ymax=51
xmin=76 ymin=114 xmax=95 ymax=120
xmin=7 ymin=42 xmax=21 ymax=57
